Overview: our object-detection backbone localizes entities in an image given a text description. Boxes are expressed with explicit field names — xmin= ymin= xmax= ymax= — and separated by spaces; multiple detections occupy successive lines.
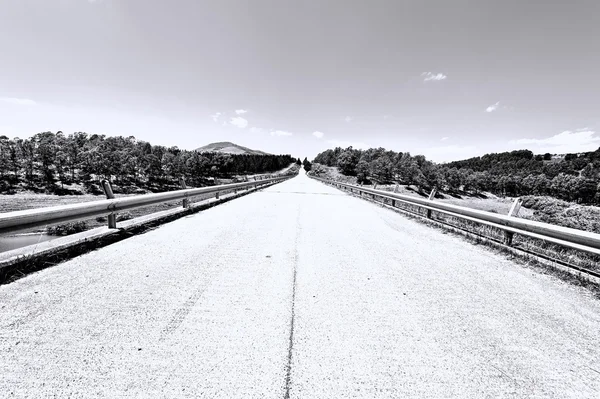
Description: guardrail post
xmin=178 ymin=177 xmax=189 ymax=208
xmin=426 ymin=188 xmax=437 ymax=219
xmin=504 ymin=198 xmax=522 ymax=245
xmin=101 ymin=180 xmax=117 ymax=229
xmin=508 ymin=198 xmax=522 ymax=217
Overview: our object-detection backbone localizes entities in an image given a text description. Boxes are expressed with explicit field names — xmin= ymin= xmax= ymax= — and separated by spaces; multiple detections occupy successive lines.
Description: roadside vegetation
xmin=0 ymin=131 xmax=296 ymax=196
xmin=312 ymin=146 xmax=600 ymax=205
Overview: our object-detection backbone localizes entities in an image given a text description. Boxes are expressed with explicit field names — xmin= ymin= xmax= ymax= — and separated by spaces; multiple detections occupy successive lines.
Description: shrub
xmin=116 ymin=212 xmax=133 ymax=222
xmin=46 ymin=221 xmax=88 ymax=236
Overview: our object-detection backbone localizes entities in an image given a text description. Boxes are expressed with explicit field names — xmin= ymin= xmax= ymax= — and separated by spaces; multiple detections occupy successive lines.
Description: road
xmin=1 ymin=172 xmax=599 ymax=398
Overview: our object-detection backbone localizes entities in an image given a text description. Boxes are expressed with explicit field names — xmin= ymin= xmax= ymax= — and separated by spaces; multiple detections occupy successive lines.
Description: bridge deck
xmin=1 ymin=173 xmax=599 ymax=398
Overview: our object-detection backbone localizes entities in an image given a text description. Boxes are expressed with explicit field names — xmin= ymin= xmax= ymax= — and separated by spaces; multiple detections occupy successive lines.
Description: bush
xmin=46 ymin=221 xmax=88 ymax=236
xmin=116 ymin=212 xmax=133 ymax=222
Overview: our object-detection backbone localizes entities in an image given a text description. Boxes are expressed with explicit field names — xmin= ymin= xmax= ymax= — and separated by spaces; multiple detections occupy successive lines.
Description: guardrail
xmin=0 ymin=174 xmax=294 ymax=235
xmin=310 ymin=176 xmax=600 ymax=259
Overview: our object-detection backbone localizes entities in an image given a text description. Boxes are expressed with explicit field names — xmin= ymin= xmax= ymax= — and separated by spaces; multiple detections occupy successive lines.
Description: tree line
xmin=0 ymin=132 xmax=295 ymax=194
xmin=312 ymin=147 xmax=600 ymax=204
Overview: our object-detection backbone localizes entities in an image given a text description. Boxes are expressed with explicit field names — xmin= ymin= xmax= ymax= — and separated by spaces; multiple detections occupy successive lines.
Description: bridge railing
xmin=310 ymin=176 xmax=600 ymax=259
xmin=0 ymin=174 xmax=294 ymax=235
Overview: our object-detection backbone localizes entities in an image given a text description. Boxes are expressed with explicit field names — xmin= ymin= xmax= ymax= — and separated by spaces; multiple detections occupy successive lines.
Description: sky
xmin=1 ymin=0 xmax=599 ymax=162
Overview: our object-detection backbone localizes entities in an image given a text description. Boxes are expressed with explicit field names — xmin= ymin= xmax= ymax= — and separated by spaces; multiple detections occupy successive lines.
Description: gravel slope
xmin=1 ymin=172 xmax=599 ymax=398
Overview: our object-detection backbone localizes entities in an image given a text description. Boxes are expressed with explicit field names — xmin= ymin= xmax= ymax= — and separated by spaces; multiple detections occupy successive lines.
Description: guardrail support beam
xmin=178 ymin=177 xmax=189 ymax=208
xmin=504 ymin=198 xmax=523 ymax=245
xmin=101 ymin=180 xmax=117 ymax=229
xmin=508 ymin=198 xmax=522 ymax=217
xmin=426 ymin=188 xmax=437 ymax=219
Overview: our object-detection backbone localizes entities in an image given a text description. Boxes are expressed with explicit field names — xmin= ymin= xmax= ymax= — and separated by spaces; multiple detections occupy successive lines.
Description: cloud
xmin=509 ymin=130 xmax=600 ymax=154
xmin=0 ymin=97 xmax=36 ymax=106
xmin=211 ymin=112 xmax=222 ymax=122
xmin=326 ymin=139 xmax=369 ymax=149
xmin=486 ymin=102 xmax=500 ymax=113
xmin=441 ymin=137 xmax=449 ymax=141
xmin=250 ymin=127 xmax=264 ymax=133
xmin=422 ymin=72 xmax=447 ymax=82
xmin=312 ymin=131 xmax=324 ymax=139
xmin=270 ymin=130 xmax=293 ymax=137
xmin=235 ymin=109 xmax=248 ymax=115
xmin=344 ymin=116 xmax=353 ymax=123
xmin=229 ymin=117 xmax=248 ymax=128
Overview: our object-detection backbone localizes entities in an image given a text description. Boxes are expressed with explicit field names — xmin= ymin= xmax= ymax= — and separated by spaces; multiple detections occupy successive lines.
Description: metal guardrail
xmin=0 ymin=174 xmax=294 ymax=234
xmin=310 ymin=176 xmax=600 ymax=258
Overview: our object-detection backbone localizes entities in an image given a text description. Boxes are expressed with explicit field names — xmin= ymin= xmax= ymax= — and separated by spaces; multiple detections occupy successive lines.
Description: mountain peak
xmin=195 ymin=142 xmax=269 ymax=155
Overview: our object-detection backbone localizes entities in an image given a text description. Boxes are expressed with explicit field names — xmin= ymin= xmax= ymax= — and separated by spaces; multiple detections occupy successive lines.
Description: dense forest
xmin=0 ymin=132 xmax=295 ymax=194
xmin=312 ymin=147 xmax=600 ymax=204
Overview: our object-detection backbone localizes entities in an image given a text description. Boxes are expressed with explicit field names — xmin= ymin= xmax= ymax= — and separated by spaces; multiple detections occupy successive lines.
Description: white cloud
xmin=422 ymin=72 xmax=447 ymax=82
xmin=235 ymin=109 xmax=248 ymax=115
xmin=326 ymin=139 xmax=369 ymax=149
xmin=509 ymin=130 xmax=600 ymax=154
xmin=0 ymin=97 xmax=36 ymax=106
xmin=270 ymin=130 xmax=293 ymax=137
xmin=250 ymin=127 xmax=264 ymax=133
xmin=344 ymin=116 xmax=353 ymax=123
xmin=312 ymin=131 xmax=324 ymax=139
xmin=229 ymin=117 xmax=248 ymax=128
xmin=441 ymin=136 xmax=449 ymax=141
xmin=211 ymin=112 xmax=222 ymax=122
xmin=486 ymin=102 xmax=500 ymax=113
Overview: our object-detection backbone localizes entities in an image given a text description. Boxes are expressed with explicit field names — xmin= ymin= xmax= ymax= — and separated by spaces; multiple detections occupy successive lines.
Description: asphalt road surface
xmin=1 ymin=172 xmax=599 ymax=398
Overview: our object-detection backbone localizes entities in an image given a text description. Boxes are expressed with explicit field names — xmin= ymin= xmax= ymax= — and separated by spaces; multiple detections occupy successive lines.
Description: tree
xmin=296 ymin=158 xmax=302 ymax=166
xmin=368 ymin=155 xmax=394 ymax=183
xmin=581 ymin=163 xmax=598 ymax=180
xmin=444 ymin=167 xmax=462 ymax=192
xmin=356 ymin=160 xmax=369 ymax=183
xmin=573 ymin=178 xmax=597 ymax=203
xmin=337 ymin=149 xmax=358 ymax=175
xmin=303 ymin=160 xmax=312 ymax=172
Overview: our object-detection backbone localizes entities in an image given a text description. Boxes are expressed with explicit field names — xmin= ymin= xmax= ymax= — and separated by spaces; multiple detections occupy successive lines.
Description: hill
xmin=195 ymin=141 xmax=269 ymax=155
